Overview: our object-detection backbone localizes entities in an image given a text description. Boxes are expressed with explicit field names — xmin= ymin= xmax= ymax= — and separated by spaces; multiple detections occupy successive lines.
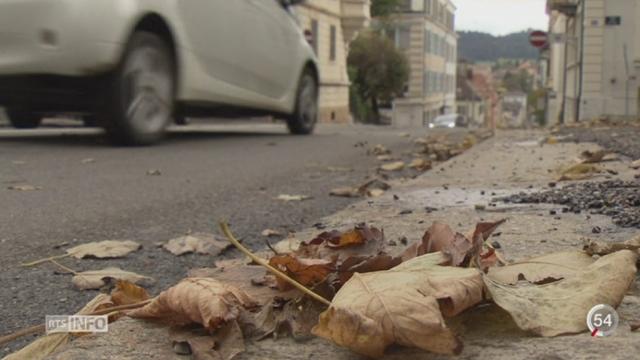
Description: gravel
xmin=558 ymin=126 xmax=640 ymax=160
xmin=497 ymin=180 xmax=640 ymax=228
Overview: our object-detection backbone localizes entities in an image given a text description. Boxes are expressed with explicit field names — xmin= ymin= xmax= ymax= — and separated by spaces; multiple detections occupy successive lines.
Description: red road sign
xmin=529 ymin=30 xmax=548 ymax=48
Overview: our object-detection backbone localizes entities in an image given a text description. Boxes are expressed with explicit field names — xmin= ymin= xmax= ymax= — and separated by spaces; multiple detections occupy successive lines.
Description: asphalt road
xmin=0 ymin=119 xmax=436 ymax=355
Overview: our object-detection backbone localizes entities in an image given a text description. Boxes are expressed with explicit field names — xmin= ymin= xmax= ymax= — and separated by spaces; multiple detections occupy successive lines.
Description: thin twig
xmin=21 ymin=253 xmax=71 ymax=267
xmin=220 ymin=222 xmax=331 ymax=306
xmin=49 ymin=259 xmax=77 ymax=275
xmin=265 ymin=239 xmax=280 ymax=256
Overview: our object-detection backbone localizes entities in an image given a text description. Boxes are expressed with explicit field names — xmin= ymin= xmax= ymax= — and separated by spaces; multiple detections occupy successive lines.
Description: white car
xmin=0 ymin=0 xmax=318 ymax=145
xmin=428 ymin=114 xmax=467 ymax=129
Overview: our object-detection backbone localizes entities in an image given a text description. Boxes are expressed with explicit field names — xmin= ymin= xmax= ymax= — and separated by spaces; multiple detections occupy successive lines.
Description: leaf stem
xmin=219 ymin=222 xmax=331 ymax=306
xmin=21 ymin=253 xmax=71 ymax=267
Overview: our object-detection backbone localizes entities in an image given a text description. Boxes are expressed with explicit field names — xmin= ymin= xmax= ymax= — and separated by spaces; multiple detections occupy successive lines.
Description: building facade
xmin=387 ymin=0 xmax=457 ymax=127
xmin=295 ymin=0 xmax=370 ymax=123
xmin=456 ymin=63 xmax=486 ymax=127
xmin=546 ymin=0 xmax=640 ymax=124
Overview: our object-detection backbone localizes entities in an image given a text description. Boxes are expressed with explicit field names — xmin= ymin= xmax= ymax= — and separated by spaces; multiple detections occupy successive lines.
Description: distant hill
xmin=458 ymin=30 xmax=539 ymax=62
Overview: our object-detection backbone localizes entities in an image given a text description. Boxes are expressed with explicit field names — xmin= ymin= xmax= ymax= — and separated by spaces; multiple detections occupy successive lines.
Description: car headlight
xmin=428 ymin=123 xmax=435 ymax=128
xmin=448 ymin=123 xmax=455 ymax=128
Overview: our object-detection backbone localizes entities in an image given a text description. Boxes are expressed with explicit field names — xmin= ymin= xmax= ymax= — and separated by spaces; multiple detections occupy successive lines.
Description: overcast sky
xmin=453 ymin=0 xmax=549 ymax=36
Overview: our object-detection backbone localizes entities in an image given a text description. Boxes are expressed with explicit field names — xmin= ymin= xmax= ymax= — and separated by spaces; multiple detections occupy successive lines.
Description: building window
xmin=395 ymin=26 xmax=411 ymax=50
xmin=311 ymin=19 xmax=318 ymax=54
xmin=424 ymin=30 xmax=431 ymax=53
xmin=424 ymin=0 xmax=432 ymax=14
xmin=329 ymin=25 xmax=336 ymax=61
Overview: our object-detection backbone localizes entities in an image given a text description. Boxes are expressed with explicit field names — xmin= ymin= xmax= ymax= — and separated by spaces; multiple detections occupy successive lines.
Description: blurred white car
xmin=0 ymin=0 xmax=318 ymax=145
xmin=428 ymin=114 xmax=467 ymax=129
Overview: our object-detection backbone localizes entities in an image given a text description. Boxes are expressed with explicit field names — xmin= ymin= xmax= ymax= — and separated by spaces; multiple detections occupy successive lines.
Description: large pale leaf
xmin=486 ymin=251 xmax=595 ymax=285
xmin=4 ymin=294 xmax=113 ymax=360
xmin=584 ymin=234 xmax=640 ymax=256
xmin=312 ymin=253 xmax=484 ymax=357
xmin=71 ymin=267 xmax=153 ymax=290
xmin=163 ymin=233 xmax=231 ymax=256
xmin=66 ymin=240 xmax=141 ymax=259
xmin=127 ymin=278 xmax=257 ymax=330
xmin=484 ymin=250 xmax=637 ymax=336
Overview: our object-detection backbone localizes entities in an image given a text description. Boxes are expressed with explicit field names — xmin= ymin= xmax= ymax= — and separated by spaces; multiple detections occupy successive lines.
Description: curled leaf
xmin=268 ymin=255 xmax=334 ymax=291
xmin=66 ymin=240 xmax=141 ymax=259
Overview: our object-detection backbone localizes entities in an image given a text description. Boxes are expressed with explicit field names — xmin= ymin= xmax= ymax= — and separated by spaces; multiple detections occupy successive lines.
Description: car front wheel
xmin=286 ymin=71 xmax=318 ymax=135
xmin=6 ymin=107 xmax=42 ymax=129
xmin=101 ymin=32 xmax=175 ymax=145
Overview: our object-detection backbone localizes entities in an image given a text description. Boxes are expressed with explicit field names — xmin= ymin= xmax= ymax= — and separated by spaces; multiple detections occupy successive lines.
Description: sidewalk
xmin=33 ymin=130 xmax=640 ymax=359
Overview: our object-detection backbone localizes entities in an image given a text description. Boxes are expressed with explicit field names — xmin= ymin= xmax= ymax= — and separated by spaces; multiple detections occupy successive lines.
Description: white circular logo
xmin=586 ymin=304 xmax=619 ymax=337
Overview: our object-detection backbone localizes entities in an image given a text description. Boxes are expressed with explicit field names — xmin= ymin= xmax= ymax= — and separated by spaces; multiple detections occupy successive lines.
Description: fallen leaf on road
xmin=146 ymin=169 xmax=162 ymax=176
xmin=368 ymin=189 xmax=385 ymax=197
xmin=271 ymin=237 xmax=301 ymax=254
xmin=583 ymin=234 xmax=640 ymax=256
xmin=268 ymin=255 xmax=334 ymax=291
xmin=558 ymin=163 xmax=602 ymax=181
xmin=261 ymin=229 xmax=282 ymax=237
xmin=408 ymin=158 xmax=432 ymax=171
xmin=11 ymin=160 xmax=26 ymax=165
xmin=376 ymin=155 xmax=393 ymax=161
xmin=8 ymin=185 xmax=42 ymax=191
xmin=486 ymin=251 xmax=594 ymax=285
xmin=313 ymin=253 xmax=484 ymax=357
xmin=3 ymin=294 xmax=114 ymax=360
xmin=111 ymin=280 xmax=151 ymax=306
xmin=329 ymin=187 xmax=360 ymax=198
xmin=163 ymin=233 xmax=231 ymax=256
xmin=327 ymin=166 xmax=353 ymax=172
xmin=80 ymin=158 xmax=96 ymax=164
xmin=276 ymin=194 xmax=311 ymax=202
xmin=369 ymin=144 xmax=391 ymax=156
xmin=546 ymin=136 xmax=558 ymax=144
xmin=580 ymin=150 xmax=608 ymax=163
xmin=631 ymin=159 xmax=640 ymax=169
xmin=170 ymin=321 xmax=245 ymax=360
xmin=127 ymin=278 xmax=257 ymax=330
xmin=308 ymin=224 xmax=383 ymax=249
xmin=67 ymin=240 xmax=141 ymax=259
xmin=484 ymin=250 xmax=637 ymax=336
xmin=380 ymin=161 xmax=405 ymax=172
xmin=72 ymin=267 xmax=153 ymax=290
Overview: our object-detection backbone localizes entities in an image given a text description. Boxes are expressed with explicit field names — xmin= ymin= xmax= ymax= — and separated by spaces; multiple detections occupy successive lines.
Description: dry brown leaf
xmin=276 ymin=194 xmax=311 ymax=202
xmin=580 ymin=149 xmax=608 ymax=163
xmin=313 ymin=253 xmax=484 ymax=357
xmin=271 ymin=237 xmax=301 ymax=254
xmin=376 ymin=155 xmax=393 ymax=161
xmin=370 ymin=144 xmax=391 ymax=156
xmin=367 ymin=188 xmax=385 ymax=197
xmin=268 ymin=255 xmax=334 ymax=291
xmin=584 ymin=234 xmax=640 ymax=256
xmin=7 ymin=184 xmax=42 ymax=191
xmin=72 ymin=267 xmax=153 ymax=290
xmin=486 ymin=251 xmax=595 ymax=285
xmin=127 ymin=278 xmax=257 ymax=330
xmin=163 ymin=233 xmax=231 ymax=256
xmin=380 ymin=161 xmax=405 ymax=172
xmin=631 ymin=159 xmax=640 ymax=169
xmin=111 ymin=280 xmax=151 ymax=306
xmin=66 ymin=240 xmax=141 ymax=259
xmin=169 ymin=321 xmax=245 ymax=360
xmin=558 ymin=163 xmax=602 ymax=181
xmin=3 ymin=294 xmax=113 ymax=360
xmin=408 ymin=158 xmax=432 ymax=171
xmin=484 ymin=250 xmax=638 ymax=337
xmin=329 ymin=187 xmax=360 ymax=198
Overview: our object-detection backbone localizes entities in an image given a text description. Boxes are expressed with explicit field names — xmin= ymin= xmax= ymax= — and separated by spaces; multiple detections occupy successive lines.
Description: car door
xmin=177 ymin=0 xmax=254 ymax=91
xmin=241 ymin=0 xmax=300 ymax=99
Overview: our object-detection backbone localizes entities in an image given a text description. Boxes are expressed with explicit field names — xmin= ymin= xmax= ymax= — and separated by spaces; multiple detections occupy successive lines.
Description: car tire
xmin=286 ymin=71 xmax=318 ymax=135
xmin=101 ymin=32 xmax=175 ymax=145
xmin=6 ymin=108 xmax=42 ymax=129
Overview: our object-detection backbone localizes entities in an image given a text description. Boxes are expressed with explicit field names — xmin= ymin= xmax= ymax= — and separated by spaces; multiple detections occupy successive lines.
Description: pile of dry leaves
xmin=5 ymin=220 xmax=638 ymax=359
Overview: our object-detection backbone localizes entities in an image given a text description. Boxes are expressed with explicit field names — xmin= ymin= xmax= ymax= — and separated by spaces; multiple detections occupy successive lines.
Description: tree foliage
xmin=371 ymin=0 xmax=403 ymax=18
xmin=348 ymin=31 xmax=409 ymax=123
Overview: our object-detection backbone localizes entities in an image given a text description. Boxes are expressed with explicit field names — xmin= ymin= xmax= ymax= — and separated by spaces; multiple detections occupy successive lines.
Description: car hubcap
xmin=299 ymin=75 xmax=318 ymax=127
xmin=123 ymin=46 xmax=172 ymax=135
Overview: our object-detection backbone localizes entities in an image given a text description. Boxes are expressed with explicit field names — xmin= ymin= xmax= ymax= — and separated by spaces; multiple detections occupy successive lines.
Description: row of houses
xmin=297 ymin=0 xmax=461 ymax=127
xmin=544 ymin=0 xmax=640 ymax=124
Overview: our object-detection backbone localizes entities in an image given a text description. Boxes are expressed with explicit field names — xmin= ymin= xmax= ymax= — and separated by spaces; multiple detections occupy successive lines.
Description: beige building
xmin=387 ymin=0 xmax=457 ymax=127
xmin=295 ymin=0 xmax=370 ymax=123
xmin=546 ymin=0 xmax=640 ymax=124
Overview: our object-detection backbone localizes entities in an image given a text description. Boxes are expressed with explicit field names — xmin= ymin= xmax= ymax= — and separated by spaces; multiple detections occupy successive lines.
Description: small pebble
xmin=491 ymin=241 xmax=502 ymax=249
xmin=592 ymin=226 xmax=602 ymax=234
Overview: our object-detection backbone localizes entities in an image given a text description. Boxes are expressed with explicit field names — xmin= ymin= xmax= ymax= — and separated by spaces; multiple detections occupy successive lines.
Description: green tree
xmin=371 ymin=0 xmax=402 ymax=17
xmin=348 ymin=31 xmax=409 ymax=123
